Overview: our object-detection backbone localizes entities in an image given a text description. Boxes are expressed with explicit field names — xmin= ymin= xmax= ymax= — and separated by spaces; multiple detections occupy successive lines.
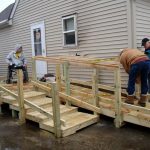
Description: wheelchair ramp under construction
xmin=0 ymin=56 xmax=150 ymax=137
xmin=0 ymin=82 xmax=98 ymax=137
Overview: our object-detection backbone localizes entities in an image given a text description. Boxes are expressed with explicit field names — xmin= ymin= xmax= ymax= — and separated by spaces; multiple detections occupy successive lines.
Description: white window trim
xmin=62 ymin=14 xmax=78 ymax=47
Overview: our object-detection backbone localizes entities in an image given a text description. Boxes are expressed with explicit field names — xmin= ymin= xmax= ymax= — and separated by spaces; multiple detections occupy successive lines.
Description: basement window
xmin=62 ymin=15 xmax=77 ymax=47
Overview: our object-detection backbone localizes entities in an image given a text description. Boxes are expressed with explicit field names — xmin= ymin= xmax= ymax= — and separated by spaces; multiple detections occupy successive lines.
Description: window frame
xmin=62 ymin=14 xmax=78 ymax=47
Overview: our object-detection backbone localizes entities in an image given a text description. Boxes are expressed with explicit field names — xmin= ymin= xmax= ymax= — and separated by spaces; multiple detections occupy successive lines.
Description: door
xmin=31 ymin=21 xmax=47 ymax=78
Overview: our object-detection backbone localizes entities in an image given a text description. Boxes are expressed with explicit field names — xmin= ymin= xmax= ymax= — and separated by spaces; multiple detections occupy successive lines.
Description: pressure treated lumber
xmin=59 ymin=92 xmax=101 ymax=114
xmin=40 ymin=112 xmax=98 ymax=137
xmin=17 ymin=69 xmax=25 ymax=124
xmin=31 ymin=80 xmax=51 ymax=92
xmin=114 ymin=68 xmax=122 ymax=128
xmin=1 ymin=55 xmax=150 ymax=138
xmin=56 ymin=64 xmax=61 ymax=91
xmin=92 ymin=68 xmax=99 ymax=115
xmin=0 ymin=85 xmax=18 ymax=99
xmin=51 ymin=83 xmax=62 ymax=137
xmin=70 ymin=78 xmax=115 ymax=92
xmin=33 ymin=56 xmax=119 ymax=70
xmin=26 ymin=105 xmax=77 ymax=123
xmin=64 ymin=62 xmax=71 ymax=106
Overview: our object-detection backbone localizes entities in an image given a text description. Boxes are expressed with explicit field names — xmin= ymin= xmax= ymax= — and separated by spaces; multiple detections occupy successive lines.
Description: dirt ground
xmin=0 ymin=105 xmax=149 ymax=150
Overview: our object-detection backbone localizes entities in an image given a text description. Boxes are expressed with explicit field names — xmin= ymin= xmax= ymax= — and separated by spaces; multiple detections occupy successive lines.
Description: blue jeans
xmin=148 ymin=73 xmax=150 ymax=93
xmin=127 ymin=60 xmax=150 ymax=95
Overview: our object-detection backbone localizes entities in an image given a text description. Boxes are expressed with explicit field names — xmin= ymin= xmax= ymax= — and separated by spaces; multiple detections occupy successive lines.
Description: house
xmin=0 ymin=2 xmax=15 ymax=28
xmin=0 ymin=0 xmax=150 ymax=85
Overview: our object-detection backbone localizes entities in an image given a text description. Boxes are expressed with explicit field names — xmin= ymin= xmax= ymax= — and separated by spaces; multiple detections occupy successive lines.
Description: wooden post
xmin=92 ymin=68 xmax=99 ymax=115
xmin=0 ymin=92 xmax=3 ymax=114
xmin=0 ymin=105 xmax=2 ymax=114
xmin=17 ymin=69 xmax=26 ymax=124
xmin=114 ymin=67 xmax=122 ymax=128
xmin=56 ymin=64 xmax=61 ymax=91
xmin=64 ymin=61 xmax=71 ymax=106
xmin=32 ymin=57 xmax=36 ymax=81
xmin=12 ymin=110 xmax=18 ymax=118
xmin=61 ymin=64 xmax=65 ymax=81
xmin=135 ymin=83 xmax=140 ymax=99
xmin=51 ymin=82 xmax=61 ymax=138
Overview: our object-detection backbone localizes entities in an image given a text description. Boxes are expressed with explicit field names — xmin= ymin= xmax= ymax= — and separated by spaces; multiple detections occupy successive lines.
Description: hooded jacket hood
xmin=15 ymin=44 xmax=22 ymax=53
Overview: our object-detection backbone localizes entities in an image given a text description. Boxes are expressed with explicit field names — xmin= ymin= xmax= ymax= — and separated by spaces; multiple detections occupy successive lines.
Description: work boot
xmin=147 ymin=93 xmax=150 ymax=102
xmin=138 ymin=95 xmax=147 ymax=107
xmin=6 ymin=79 xmax=11 ymax=84
xmin=125 ymin=95 xmax=135 ymax=105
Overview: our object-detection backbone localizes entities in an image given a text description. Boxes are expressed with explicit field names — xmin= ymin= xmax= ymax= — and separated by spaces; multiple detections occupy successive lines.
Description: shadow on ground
xmin=0 ymin=104 xmax=149 ymax=150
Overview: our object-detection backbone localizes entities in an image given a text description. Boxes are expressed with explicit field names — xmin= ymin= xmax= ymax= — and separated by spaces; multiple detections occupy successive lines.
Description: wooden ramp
xmin=0 ymin=84 xmax=98 ymax=137
xmin=1 ymin=55 xmax=150 ymax=137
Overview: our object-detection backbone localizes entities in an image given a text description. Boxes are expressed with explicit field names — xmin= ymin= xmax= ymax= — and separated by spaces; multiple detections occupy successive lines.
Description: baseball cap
xmin=141 ymin=38 xmax=149 ymax=46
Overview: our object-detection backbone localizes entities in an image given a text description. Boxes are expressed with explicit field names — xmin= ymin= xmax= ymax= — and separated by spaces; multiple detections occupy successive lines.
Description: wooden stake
xmin=12 ymin=110 xmax=18 ymax=118
xmin=56 ymin=64 xmax=61 ymax=91
xmin=51 ymin=82 xmax=62 ymax=138
xmin=32 ymin=57 xmax=37 ymax=81
xmin=0 ymin=105 xmax=2 ymax=114
xmin=135 ymin=83 xmax=140 ymax=99
xmin=114 ymin=68 xmax=122 ymax=128
xmin=61 ymin=64 xmax=65 ymax=81
xmin=17 ymin=69 xmax=25 ymax=124
xmin=92 ymin=68 xmax=99 ymax=115
xmin=64 ymin=62 xmax=71 ymax=106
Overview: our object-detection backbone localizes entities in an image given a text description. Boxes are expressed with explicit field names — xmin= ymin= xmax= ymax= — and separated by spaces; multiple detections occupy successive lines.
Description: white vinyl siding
xmin=0 ymin=0 xmax=129 ymax=85
xmin=135 ymin=0 xmax=150 ymax=48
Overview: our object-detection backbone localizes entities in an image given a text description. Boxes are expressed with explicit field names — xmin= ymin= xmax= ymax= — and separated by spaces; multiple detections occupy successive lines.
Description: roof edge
xmin=0 ymin=19 xmax=12 ymax=29
xmin=0 ymin=0 xmax=19 ymax=28
xmin=9 ymin=0 xmax=20 ymax=20
xmin=0 ymin=19 xmax=8 ymax=24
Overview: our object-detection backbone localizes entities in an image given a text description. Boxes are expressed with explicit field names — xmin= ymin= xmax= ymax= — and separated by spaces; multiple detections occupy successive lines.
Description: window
xmin=33 ymin=28 xmax=42 ymax=56
xmin=62 ymin=15 xmax=77 ymax=46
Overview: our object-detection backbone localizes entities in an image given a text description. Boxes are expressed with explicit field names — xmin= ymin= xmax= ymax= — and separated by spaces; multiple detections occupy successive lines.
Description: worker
xmin=141 ymin=38 xmax=150 ymax=58
xmin=141 ymin=38 xmax=150 ymax=93
xmin=120 ymin=48 xmax=150 ymax=107
xmin=6 ymin=44 xmax=29 ymax=84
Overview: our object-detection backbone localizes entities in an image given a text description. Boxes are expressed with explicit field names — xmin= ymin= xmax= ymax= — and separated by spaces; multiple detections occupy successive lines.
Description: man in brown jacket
xmin=120 ymin=48 xmax=150 ymax=107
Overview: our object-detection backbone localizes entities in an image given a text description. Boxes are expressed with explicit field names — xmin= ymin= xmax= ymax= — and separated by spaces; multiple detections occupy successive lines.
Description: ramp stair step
xmin=1 ymin=91 xmax=46 ymax=104
xmin=40 ymin=112 xmax=98 ymax=137
xmin=10 ymin=97 xmax=52 ymax=111
xmin=26 ymin=105 xmax=78 ymax=123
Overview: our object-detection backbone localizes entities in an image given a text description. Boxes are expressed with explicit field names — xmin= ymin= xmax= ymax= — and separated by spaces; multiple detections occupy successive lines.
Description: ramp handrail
xmin=0 ymin=85 xmax=18 ymax=99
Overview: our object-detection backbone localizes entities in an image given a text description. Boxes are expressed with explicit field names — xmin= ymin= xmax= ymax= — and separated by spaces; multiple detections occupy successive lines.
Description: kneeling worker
xmin=6 ymin=44 xmax=29 ymax=84
xmin=120 ymin=48 xmax=150 ymax=107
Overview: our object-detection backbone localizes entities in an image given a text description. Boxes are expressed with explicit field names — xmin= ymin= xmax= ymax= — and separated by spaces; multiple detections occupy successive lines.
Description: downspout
xmin=8 ymin=19 xmax=13 ymax=25
xmin=126 ymin=0 xmax=137 ymax=48
xmin=9 ymin=0 xmax=20 ymax=21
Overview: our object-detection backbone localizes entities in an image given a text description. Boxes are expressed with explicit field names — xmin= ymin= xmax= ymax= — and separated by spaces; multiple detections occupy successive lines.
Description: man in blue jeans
xmin=120 ymin=48 xmax=150 ymax=107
